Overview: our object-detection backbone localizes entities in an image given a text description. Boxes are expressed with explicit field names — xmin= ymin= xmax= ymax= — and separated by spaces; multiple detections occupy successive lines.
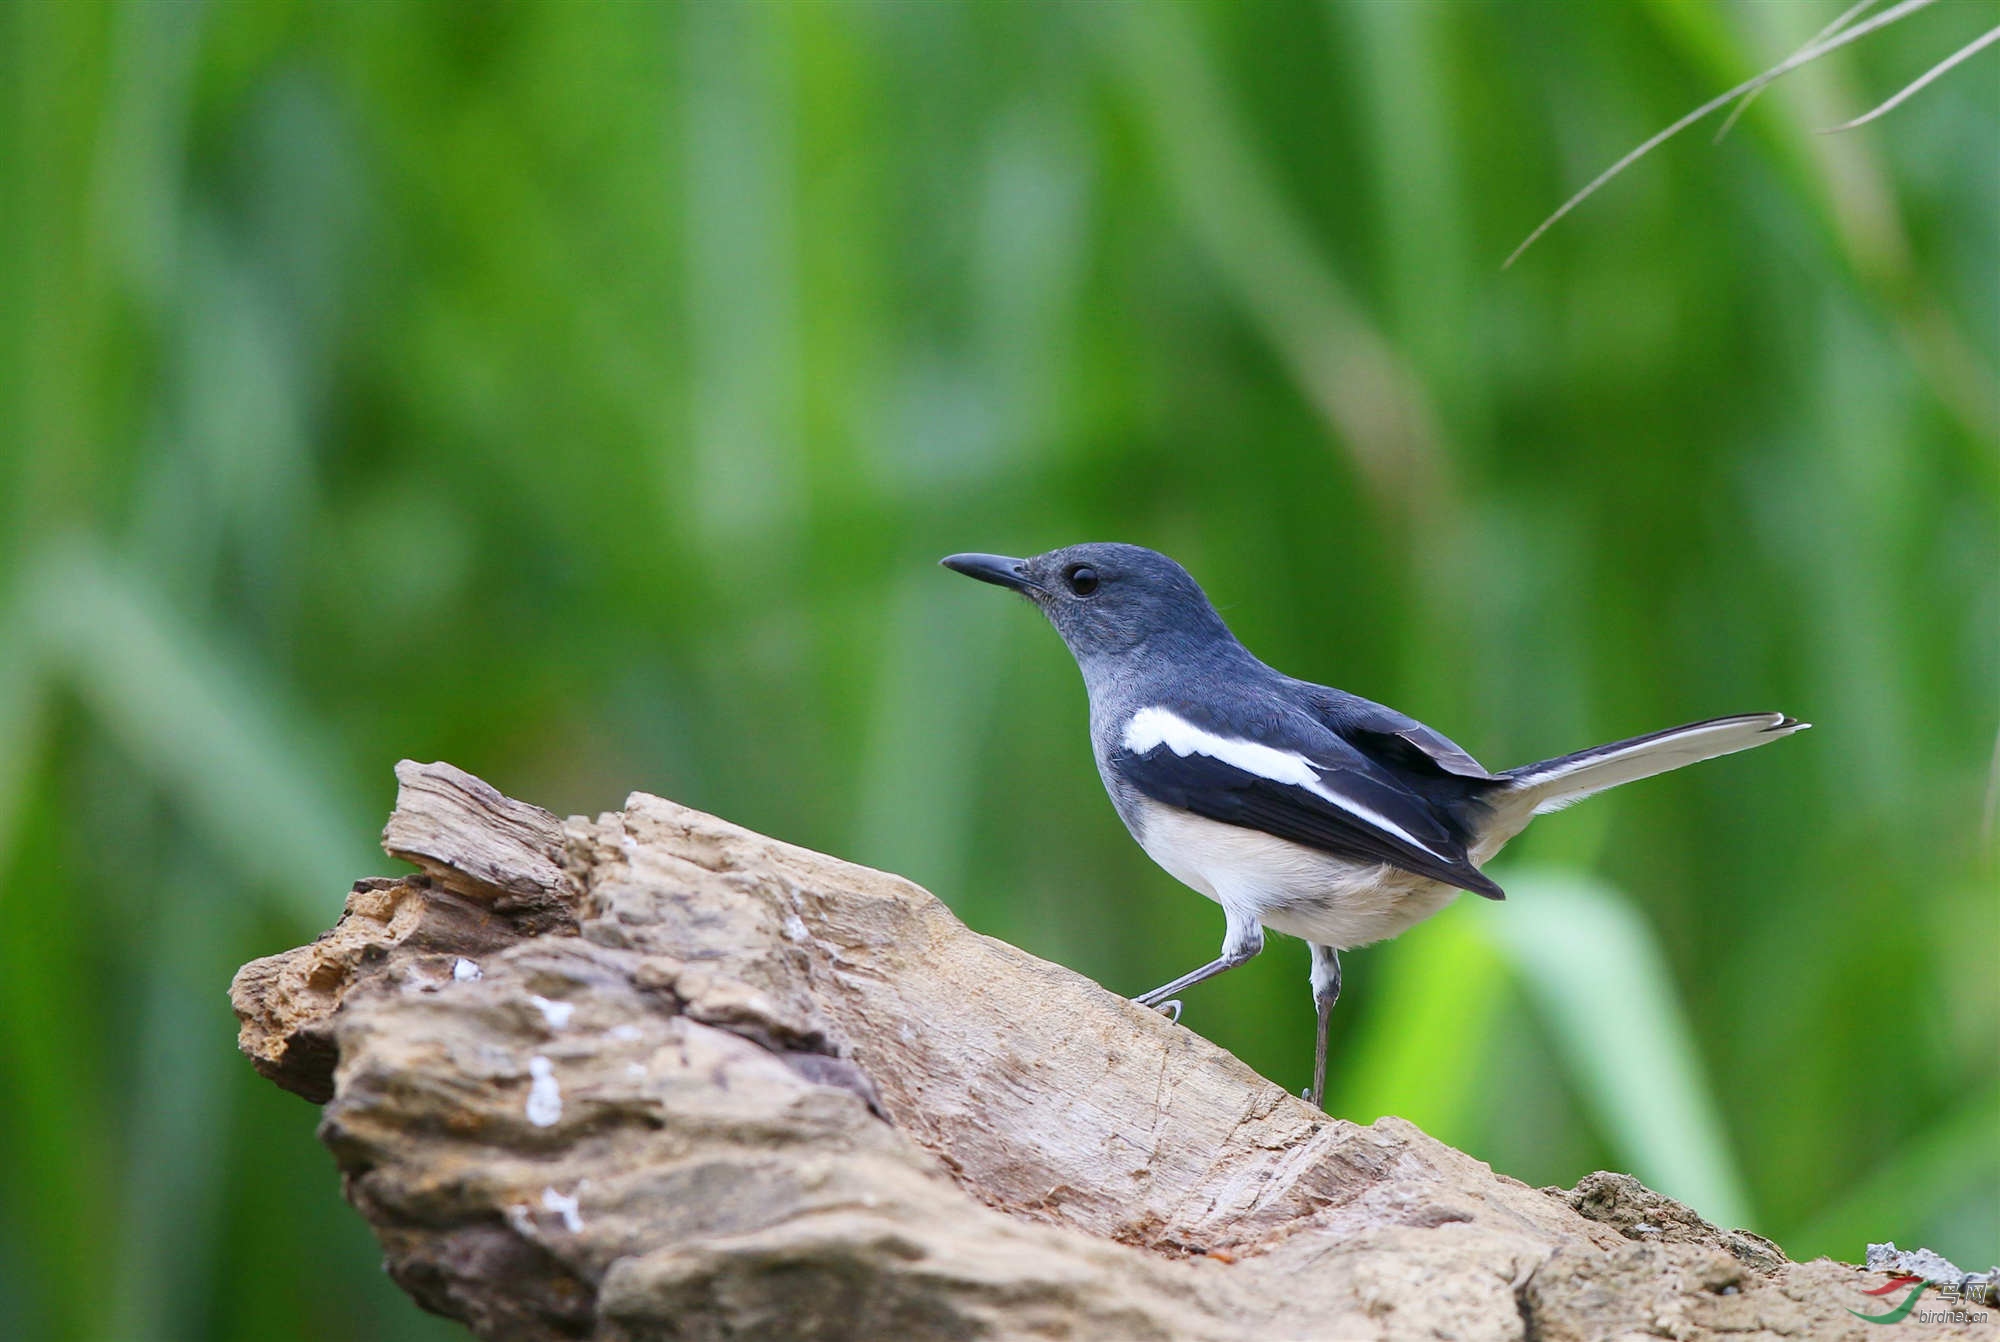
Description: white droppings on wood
xmin=453 ymin=958 xmax=482 ymax=981
xmin=541 ymin=1186 xmax=584 ymax=1232
xmin=528 ymin=995 xmax=574 ymax=1029
xmin=608 ymin=1024 xmax=642 ymax=1041
xmin=525 ymin=1055 xmax=562 ymax=1127
xmin=782 ymin=914 xmax=809 ymax=943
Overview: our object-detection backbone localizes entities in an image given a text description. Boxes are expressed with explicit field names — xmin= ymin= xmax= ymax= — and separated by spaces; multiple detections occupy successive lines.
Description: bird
xmin=941 ymin=542 xmax=1806 ymax=1110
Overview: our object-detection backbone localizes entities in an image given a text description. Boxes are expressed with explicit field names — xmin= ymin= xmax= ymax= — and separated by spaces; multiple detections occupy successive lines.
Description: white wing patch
xmin=1122 ymin=706 xmax=1449 ymax=861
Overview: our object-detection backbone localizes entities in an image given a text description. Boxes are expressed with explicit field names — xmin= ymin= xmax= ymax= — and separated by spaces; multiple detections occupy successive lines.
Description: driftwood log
xmin=230 ymin=762 xmax=1981 ymax=1340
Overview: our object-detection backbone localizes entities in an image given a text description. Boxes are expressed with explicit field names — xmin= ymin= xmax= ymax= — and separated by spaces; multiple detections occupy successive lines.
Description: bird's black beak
xmin=940 ymin=552 xmax=1039 ymax=594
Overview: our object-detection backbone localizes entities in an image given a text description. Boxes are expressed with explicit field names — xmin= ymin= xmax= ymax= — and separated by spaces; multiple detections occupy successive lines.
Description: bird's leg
xmin=1305 ymin=943 xmax=1341 ymax=1109
xmin=1133 ymin=913 xmax=1263 ymax=1013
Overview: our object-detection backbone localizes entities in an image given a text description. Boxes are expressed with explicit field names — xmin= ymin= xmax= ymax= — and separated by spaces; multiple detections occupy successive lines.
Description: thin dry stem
xmin=1714 ymin=0 xmax=1879 ymax=143
xmin=1504 ymin=0 xmax=1938 ymax=269
xmin=1820 ymin=23 xmax=2000 ymax=132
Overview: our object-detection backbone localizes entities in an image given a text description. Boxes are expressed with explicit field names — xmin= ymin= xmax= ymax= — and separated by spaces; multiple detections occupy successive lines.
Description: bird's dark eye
xmin=1065 ymin=565 xmax=1099 ymax=596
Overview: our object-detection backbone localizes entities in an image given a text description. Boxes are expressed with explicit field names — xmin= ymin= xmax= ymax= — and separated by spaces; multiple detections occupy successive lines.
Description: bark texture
xmin=230 ymin=761 xmax=1980 ymax=1341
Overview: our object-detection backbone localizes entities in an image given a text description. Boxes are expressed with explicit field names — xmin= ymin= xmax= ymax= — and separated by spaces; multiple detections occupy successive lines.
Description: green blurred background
xmin=2 ymin=0 xmax=1995 ymax=1337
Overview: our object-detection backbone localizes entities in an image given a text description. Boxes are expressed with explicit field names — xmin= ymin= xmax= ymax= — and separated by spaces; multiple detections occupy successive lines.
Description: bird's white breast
xmin=1128 ymin=799 xmax=1463 ymax=951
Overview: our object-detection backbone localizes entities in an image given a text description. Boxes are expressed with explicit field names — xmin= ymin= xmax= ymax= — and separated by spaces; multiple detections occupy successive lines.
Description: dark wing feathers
xmin=1116 ymin=745 xmax=1506 ymax=900
xmin=1306 ymin=687 xmax=1500 ymax=781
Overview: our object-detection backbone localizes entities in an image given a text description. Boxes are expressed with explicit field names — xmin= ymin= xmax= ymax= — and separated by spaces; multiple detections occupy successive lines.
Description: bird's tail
xmin=1502 ymin=712 xmax=1808 ymax=816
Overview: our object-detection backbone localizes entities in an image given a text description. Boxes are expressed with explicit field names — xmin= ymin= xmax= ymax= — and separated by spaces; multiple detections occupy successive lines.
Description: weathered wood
xmin=231 ymin=874 xmax=543 ymax=1102
xmin=380 ymin=759 xmax=578 ymax=933
xmin=230 ymin=764 xmax=1987 ymax=1341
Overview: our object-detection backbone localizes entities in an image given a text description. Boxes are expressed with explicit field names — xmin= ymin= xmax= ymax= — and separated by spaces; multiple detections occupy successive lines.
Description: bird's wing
xmin=1303 ymin=686 xmax=1501 ymax=781
xmin=1116 ymin=706 xmax=1504 ymax=899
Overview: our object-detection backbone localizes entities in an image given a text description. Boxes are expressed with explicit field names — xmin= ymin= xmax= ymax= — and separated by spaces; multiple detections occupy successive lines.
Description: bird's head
xmin=940 ymin=543 xmax=1231 ymax=664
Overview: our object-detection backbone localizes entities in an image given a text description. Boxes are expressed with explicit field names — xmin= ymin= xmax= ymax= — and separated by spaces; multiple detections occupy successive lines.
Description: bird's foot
xmin=1152 ymin=999 xmax=1182 ymax=1024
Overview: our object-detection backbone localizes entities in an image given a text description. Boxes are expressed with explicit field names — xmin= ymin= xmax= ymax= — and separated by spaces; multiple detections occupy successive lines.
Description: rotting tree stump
xmin=229 ymin=761 xmax=1978 ymax=1341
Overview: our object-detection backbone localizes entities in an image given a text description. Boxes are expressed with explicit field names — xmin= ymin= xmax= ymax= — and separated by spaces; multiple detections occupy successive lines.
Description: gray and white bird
xmin=943 ymin=542 xmax=1806 ymax=1109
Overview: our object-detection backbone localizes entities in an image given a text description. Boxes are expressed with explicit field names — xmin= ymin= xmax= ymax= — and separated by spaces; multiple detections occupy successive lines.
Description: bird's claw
xmin=1154 ymin=999 xmax=1183 ymax=1024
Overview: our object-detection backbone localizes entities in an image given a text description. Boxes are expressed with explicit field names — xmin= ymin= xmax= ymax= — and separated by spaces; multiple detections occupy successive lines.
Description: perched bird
xmin=942 ymin=543 xmax=1806 ymax=1109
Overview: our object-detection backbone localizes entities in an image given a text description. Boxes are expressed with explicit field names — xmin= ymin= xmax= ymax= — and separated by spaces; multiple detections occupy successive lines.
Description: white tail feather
xmin=1467 ymin=712 xmax=1808 ymax=864
xmin=1507 ymin=712 xmax=1808 ymax=816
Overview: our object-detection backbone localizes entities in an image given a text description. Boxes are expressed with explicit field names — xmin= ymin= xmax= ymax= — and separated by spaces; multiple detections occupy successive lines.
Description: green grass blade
xmin=107 ymin=850 xmax=245 ymax=1342
xmin=1334 ymin=903 xmax=1510 ymax=1150
xmin=1103 ymin=1 xmax=1449 ymax=517
xmin=0 ymin=602 xmax=47 ymax=905
xmin=25 ymin=538 xmax=371 ymax=924
xmin=1487 ymin=866 xmax=1755 ymax=1231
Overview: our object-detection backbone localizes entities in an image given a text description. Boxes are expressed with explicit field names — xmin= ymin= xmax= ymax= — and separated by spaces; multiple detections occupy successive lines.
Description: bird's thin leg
xmin=1134 ymin=913 xmax=1263 ymax=1012
xmin=1305 ymin=944 xmax=1341 ymax=1109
